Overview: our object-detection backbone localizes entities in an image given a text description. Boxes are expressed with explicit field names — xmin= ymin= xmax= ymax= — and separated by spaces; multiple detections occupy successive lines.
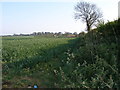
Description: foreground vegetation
xmin=2 ymin=18 xmax=120 ymax=88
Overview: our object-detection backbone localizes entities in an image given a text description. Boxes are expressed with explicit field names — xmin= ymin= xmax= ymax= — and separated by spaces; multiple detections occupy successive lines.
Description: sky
xmin=0 ymin=0 xmax=119 ymax=35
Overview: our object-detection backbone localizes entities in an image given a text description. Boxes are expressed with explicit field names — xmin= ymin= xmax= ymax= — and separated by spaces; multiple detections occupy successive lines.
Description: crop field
xmin=2 ymin=18 xmax=120 ymax=88
xmin=2 ymin=36 xmax=76 ymax=88
xmin=2 ymin=36 xmax=75 ymax=62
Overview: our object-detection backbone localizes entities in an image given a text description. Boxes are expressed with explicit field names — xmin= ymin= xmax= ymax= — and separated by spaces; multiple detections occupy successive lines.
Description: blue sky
xmin=1 ymin=0 xmax=119 ymax=35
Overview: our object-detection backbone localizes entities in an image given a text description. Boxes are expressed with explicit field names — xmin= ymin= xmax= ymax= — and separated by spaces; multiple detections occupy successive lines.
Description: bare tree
xmin=74 ymin=1 xmax=102 ymax=31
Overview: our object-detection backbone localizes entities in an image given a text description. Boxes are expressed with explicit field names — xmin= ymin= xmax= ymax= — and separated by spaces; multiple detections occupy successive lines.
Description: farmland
xmin=2 ymin=36 xmax=76 ymax=88
xmin=2 ymin=36 xmax=74 ymax=62
xmin=2 ymin=19 xmax=120 ymax=88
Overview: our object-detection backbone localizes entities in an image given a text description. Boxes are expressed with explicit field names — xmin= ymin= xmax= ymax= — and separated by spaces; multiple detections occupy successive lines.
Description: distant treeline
xmin=3 ymin=32 xmax=82 ymax=38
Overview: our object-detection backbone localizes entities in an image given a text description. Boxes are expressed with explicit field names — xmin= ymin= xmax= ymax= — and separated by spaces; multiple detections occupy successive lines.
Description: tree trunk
xmin=86 ymin=22 xmax=91 ymax=32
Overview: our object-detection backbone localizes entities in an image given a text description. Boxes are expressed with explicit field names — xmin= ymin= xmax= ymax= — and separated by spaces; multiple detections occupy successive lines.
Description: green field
xmin=2 ymin=34 xmax=120 ymax=88
xmin=2 ymin=36 xmax=76 ymax=88
xmin=2 ymin=19 xmax=120 ymax=88
xmin=2 ymin=36 xmax=74 ymax=62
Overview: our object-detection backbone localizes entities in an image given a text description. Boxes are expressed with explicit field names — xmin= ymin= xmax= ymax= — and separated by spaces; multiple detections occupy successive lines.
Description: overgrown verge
xmin=39 ymin=18 xmax=120 ymax=88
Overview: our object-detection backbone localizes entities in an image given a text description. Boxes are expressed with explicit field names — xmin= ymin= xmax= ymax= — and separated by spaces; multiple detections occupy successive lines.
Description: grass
xmin=2 ymin=36 xmax=76 ymax=88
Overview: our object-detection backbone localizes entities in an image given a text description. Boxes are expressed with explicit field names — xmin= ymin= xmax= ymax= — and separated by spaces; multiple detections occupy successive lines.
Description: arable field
xmin=2 ymin=1 xmax=120 ymax=88
xmin=2 ymin=36 xmax=76 ymax=88
xmin=2 ymin=18 xmax=120 ymax=88
xmin=2 ymin=36 xmax=75 ymax=62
